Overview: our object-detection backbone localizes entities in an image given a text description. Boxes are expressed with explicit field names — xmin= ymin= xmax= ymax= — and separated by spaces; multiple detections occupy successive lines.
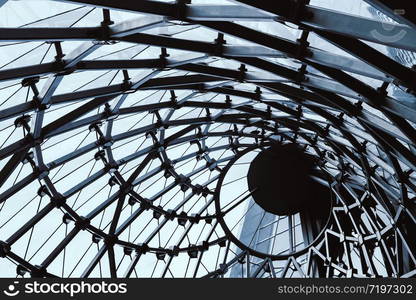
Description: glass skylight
xmin=0 ymin=0 xmax=415 ymax=278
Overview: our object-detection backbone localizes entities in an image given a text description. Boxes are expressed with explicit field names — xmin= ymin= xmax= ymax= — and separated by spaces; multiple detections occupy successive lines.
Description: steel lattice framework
xmin=0 ymin=0 xmax=416 ymax=278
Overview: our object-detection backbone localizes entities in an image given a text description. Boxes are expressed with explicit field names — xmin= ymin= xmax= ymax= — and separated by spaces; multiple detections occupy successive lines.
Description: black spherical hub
xmin=216 ymin=145 xmax=333 ymax=258
xmin=247 ymin=144 xmax=330 ymax=216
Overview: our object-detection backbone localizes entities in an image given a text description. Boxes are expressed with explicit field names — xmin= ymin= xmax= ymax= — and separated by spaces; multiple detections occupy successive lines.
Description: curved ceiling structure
xmin=0 ymin=0 xmax=416 ymax=278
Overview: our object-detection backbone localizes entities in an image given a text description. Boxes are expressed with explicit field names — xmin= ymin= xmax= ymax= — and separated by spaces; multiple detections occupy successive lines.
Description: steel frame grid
xmin=0 ymin=0 xmax=415 ymax=278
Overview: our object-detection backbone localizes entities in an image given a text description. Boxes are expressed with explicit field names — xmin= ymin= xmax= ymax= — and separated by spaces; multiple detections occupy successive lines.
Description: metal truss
xmin=0 ymin=0 xmax=415 ymax=278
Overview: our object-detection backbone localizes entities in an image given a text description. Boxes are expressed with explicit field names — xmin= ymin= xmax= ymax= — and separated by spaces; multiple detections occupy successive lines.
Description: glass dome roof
xmin=0 ymin=0 xmax=415 ymax=278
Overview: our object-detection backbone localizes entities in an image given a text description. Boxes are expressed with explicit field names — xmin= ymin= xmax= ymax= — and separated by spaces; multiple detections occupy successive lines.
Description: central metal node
xmin=247 ymin=144 xmax=330 ymax=216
